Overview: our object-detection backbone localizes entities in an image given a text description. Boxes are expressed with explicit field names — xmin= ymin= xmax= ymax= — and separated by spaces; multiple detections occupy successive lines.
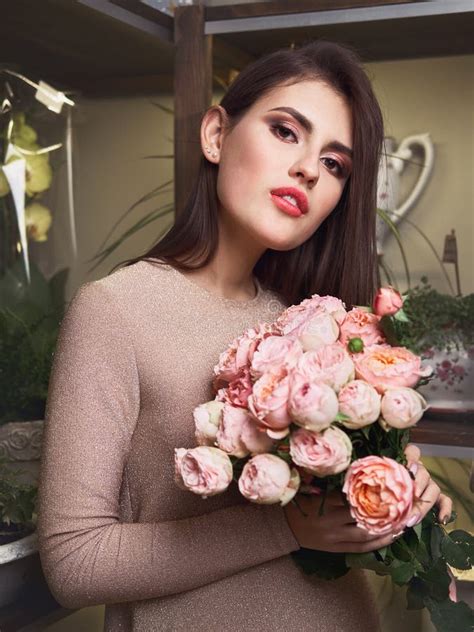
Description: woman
xmin=38 ymin=41 xmax=451 ymax=631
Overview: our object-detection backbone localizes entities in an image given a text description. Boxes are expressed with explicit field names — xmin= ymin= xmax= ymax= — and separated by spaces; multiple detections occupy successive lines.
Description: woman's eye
xmin=270 ymin=123 xmax=298 ymax=143
xmin=322 ymin=157 xmax=345 ymax=177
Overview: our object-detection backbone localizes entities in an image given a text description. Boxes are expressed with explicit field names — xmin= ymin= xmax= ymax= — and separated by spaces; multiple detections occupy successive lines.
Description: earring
xmin=205 ymin=146 xmax=212 ymax=154
xmin=212 ymin=151 xmax=217 ymax=158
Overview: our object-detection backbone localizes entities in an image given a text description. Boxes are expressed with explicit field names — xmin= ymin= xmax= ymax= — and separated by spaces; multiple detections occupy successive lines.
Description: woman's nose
xmin=289 ymin=155 xmax=320 ymax=188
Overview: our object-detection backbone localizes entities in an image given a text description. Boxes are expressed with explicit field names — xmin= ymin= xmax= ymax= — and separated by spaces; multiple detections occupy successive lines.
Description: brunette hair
xmin=122 ymin=39 xmax=384 ymax=307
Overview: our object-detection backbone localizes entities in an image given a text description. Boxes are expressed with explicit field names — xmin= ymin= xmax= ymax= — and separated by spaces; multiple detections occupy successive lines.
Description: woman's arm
xmin=38 ymin=282 xmax=299 ymax=609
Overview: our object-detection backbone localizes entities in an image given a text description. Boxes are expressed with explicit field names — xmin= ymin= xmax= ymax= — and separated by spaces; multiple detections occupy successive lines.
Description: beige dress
xmin=38 ymin=260 xmax=380 ymax=631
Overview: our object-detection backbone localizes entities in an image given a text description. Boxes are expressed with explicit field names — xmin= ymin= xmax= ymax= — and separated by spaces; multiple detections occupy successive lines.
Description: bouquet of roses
xmin=175 ymin=287 xmax=473 ymax=632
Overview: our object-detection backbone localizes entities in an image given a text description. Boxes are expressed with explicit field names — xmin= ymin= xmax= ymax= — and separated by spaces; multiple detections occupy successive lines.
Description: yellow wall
xmin=368 ymin=54 xmax=474 ymax=296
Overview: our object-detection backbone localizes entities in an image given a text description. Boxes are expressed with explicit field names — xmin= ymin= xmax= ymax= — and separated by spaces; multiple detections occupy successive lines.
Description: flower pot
xmin=0 ymin=419 xmax=44 ymax=484
xmin=0 ymin=532 xmax=38 ymax=608
xmin=418 ymin=344 xmax=474 ymax=415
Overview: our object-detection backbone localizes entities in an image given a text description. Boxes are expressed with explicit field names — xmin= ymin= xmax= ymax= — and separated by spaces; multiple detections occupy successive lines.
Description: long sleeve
xmin=37 ymin=281 xmax=299 ymax=610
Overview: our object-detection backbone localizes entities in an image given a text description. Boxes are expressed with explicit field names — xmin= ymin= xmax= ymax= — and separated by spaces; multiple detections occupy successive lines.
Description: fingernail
xmin=391 ymin=530 xmax=404 ymax=539
xmin=406 ymin=513 xmax=421 ymax=528
xmin=441 ymin=515 xmax=449 ymax=525
xmin=409 ymin=463 xmax=418 ymax=477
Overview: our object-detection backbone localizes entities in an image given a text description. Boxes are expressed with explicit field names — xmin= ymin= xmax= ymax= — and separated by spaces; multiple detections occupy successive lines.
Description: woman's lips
xmin=270 ymin=187 xmax=309 ymax=218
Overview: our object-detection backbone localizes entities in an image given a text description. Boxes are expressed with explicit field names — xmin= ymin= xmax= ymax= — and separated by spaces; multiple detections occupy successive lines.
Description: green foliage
xmin=386 ymin=278 xmax=474 ymax=354
xmin=0 ymin=259 xmax=68 ymax=424
xmin=0 ymin=458 xmax=37 ymax=533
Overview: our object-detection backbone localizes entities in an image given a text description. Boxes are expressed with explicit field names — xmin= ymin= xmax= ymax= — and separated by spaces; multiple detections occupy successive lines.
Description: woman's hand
xmin=283 ymin=491 xmax=402 ymax=553
xmin=404 ymin=444 xmax=453 ymax=527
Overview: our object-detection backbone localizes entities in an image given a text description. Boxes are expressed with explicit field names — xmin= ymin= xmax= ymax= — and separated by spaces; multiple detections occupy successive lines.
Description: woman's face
xmin=214 ymin=79 xmax=353 ymax=252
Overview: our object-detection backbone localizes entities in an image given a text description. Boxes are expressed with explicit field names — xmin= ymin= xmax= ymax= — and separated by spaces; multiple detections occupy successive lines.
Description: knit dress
xmin=38 ymin=259 xmax=380 ymax=632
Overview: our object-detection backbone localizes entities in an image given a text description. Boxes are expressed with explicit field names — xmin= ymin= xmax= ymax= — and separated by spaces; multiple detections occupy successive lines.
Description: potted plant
xmin=0 ymin=457 xmax=38 ymax=608
xmin=385 ymin=278 xmax=474 ymax=415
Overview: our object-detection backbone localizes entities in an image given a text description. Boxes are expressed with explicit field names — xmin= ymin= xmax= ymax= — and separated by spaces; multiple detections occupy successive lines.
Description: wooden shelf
xmin=411 ymin=413 xmax=474 ymax=448
xmin=206 ymin=0 xmax=474 ymax=62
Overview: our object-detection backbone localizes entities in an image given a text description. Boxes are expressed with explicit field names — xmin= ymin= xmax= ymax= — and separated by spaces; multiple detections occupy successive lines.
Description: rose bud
xmin=373 ymin=286 xmax=403 ymax=317
xmin=288 ymin=375 xmax=338 ymax=432
xmin=194 ymin=400 xmax=224 ymax=446
xmin=238 ymin=454 xmax=300 ymax=506
xmin=289 ymin=426 xmax=352 ymax=477
xmin=174 ymin=446 xmax=233 ymax=498
xmin=380 ymin=387 xmax=428 ymax=429
xmin=216 ymin=404 xmax=274 ymax=457
xmin=338 ymin=380 xmax=381 ymax=429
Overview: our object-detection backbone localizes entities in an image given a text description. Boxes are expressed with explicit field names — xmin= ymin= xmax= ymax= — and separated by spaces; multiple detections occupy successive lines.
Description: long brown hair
xmin=122 ymin=40 xmax=384 ymax=307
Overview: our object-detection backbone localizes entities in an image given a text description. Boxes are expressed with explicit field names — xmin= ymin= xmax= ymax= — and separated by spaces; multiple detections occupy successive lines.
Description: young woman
xmin=38 ymin=41 xmax=451 ymax=631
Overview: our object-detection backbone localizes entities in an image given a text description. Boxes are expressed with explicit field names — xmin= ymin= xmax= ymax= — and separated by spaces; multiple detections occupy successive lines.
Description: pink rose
xmin=276 ymin=295 xmax=346 ymax=339
xmin=216 ymin=404 xmax=274 ymax=457
xmin=288 ymin=374 xmax=339 ymax=432
xmin=224 ymin=367 xmax=253 ymax=408
xmin=339 ymin=307 xmax=385 ymax=349
xmin=248 ymin=366 xmax=292 ymax=435
xmin=342 ymin=456 xmax=415 ymax=535
xmin=290 ymin=426 xmax=352 ymax=477
xmin=174 ymin=446 xmax=233 ymax=498
xmin=338 ymin=380 xmax=381 ymax=429
xmin=295 ymin=343 xmax=355 ymax=393
xmin=238 ymin=454 xmax=300 ymax=505
xmin=373 ymin=286 xmax=403 ymax=317
xmin=194 ymin=400 xmax=224 ymax=445
xmin=213 ymin=322 xmax=278 ymax=384
xmin=380 ymin=387 xmax=428 ymax=429
xmin=250 ymin=336 xmax=303 ymax=380
xmin=353 ymin=344 xmax=432 ymax=393
xmin=297 ymin=308 xmax=340 ymax=351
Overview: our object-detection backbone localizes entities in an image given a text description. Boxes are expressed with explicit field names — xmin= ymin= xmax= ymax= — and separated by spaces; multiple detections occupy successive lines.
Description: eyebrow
xmin=267 ymin=106 xmax=353 ymax=160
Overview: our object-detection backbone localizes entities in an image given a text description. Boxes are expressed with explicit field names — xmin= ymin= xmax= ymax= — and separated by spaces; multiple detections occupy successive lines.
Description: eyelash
xmin=269 ymin=122 xmax=348 ymax=178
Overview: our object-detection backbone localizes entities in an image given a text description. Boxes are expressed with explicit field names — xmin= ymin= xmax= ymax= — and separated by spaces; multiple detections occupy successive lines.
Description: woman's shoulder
xmin=74 ymin=259 xmax=170 ymax=301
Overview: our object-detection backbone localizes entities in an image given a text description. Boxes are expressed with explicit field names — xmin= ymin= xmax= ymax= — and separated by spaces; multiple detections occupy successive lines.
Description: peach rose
xmin=342 ymin=456 xmax=415 ymax=535
xmin=238 ymin=454 xmax=300 ymax=505
xmin=373 ymin=286 xmax=403 ymax=317
xmin=290 ymin=426 xmax=352 ymax=477
xmin=213 ymin=322 xmax=278 ymax=384
xmin=224 ymin=367 xmax=253 ymax=408
xmin=288 ymin=374 xmax=339 ymax=432
xmin=216 ymin=404 xmax=274 ymax=457
xmin=248 ymin=366 xmax=292 ymax=436
xmin=339 ymin=307 xmax=385 ymax=349
xmin=338 ymin=380 xmax=381 ymax=429
xmin=295 ymin=343 xmax=355 ymax=393
xmin=380 ymin=387 xmax=428 ymax=429
xmin=194 ymin=400 xmax=224 ymax=445
xmin=250 ymin=335 xmax=303 ymax=380
xmin=353 ymin=344 xmax=432 ymax=393
xmin=174 ymin=446 xmax=233 ymax=498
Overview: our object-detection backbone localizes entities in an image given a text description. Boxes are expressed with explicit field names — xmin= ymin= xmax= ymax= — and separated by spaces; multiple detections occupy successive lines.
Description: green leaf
xmin=391 ymin=561 xmax=416 ymax=585
xmin=424 ymin=597 xmax=474 ymax=632
xmin=391 ymin=538 xmax=412 ymax=563
xmin=334 ymin=411 xmax=351 ymax=422
xmin=413 ymin=521 xmax=423 ymax=541
xmin=346 ymin=552 xmax=390 ymax=574
xmin=440 ymin=532 xmax=472 ymax=570
xmin=394 ymin=308 xmax=410 ymax=323
xmin=417 ymin=558 xmax=451 ymax=602
xmin=431 ymin=525 xmax=444 ymax=560
xmin=292 ymin=549 xmax=349 ymax=579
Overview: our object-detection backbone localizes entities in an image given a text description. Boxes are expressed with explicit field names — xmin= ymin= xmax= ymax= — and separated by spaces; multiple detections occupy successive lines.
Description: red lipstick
xmin=270 ymin=187 xmax=309 ymax=217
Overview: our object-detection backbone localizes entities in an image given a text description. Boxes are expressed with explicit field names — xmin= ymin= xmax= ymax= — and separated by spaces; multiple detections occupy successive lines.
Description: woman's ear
xmin=200 ymin=105 xmax=228 ymax=164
